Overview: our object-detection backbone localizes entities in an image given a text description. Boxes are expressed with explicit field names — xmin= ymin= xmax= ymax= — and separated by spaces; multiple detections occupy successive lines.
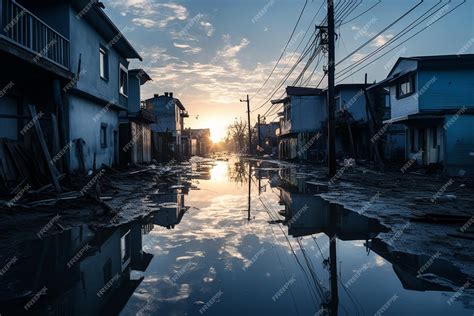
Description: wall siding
xmin=444 ymin=115 xmax=474 ymax=176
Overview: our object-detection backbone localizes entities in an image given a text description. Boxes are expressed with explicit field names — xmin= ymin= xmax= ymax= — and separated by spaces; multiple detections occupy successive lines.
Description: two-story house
xmin=372 ymin=54 xmax=474 ymax=176
xmin=146 ymin=92 xmax=189 ymax=161
xmin=119 ymin=69 xmax=154 ymax=165
xmin=274 ymin=86 xmax=325 ymax=161
xmin=0 ymin=0 xmax=142 ymax=188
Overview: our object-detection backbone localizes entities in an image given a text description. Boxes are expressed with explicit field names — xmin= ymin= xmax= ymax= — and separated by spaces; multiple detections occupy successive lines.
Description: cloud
xmin=351 ymin=53 xmax=366 ymax=62
xmin=200 ymin=21 xmax=215 ymax=36
xmin=132 ymin=18 xmax=157 ymax=28
xmin=173 ymin=42 xmax=202 ymax=54
xmin=371 ymin=34 xmax=394 ymax=47
xmin=217 ymin=37 xmax=250 ymax=59
xmin=108 ymin=1 xmax=188 ymax=28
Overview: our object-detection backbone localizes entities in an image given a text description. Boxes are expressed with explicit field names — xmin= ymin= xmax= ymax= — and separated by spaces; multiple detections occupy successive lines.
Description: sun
xmin=210 ymin=127 xmax=226 ymax=143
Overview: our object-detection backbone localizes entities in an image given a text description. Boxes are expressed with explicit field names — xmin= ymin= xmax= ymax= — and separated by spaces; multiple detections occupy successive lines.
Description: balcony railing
xmin=1 ymin=0 xmax=70 ymax=69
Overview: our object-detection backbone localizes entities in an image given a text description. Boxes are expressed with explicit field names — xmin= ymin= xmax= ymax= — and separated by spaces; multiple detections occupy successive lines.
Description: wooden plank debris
xmin=29 ymin=105 xmax=62 ymax=193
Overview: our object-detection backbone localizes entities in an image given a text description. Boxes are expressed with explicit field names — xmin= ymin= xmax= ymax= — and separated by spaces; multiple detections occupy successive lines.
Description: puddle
xmin=0 ymin=158 xmax=472 ymax=315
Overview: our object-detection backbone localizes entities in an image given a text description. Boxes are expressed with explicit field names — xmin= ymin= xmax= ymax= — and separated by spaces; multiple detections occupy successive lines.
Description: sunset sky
xmin=103 ymin=0 xmax=473 ymax=142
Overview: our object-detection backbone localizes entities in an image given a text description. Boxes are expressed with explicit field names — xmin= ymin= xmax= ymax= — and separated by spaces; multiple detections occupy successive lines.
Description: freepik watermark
xmin=7 ymin=183 xmax=31 ymax=207
xmin=416 ymin=251 xmax=441 ymax=278
xmin=272 ymin=276 xmax=296 ymax=302
xmin=37 ymin=214 xmax=61 ymax=239
xmin=457 ymin=38 xmax=474 ymax=56
xmin=80 ymin=169 xmax=106 ymax=196
xmin=400 ymin=149 xmax=423 ymax=173
xmin=345 ymin=262 xmax=373 ymax=288
xmin=0 ymin=256 xmax=18 ymax=277
xmin=67 ymin=243 xmax=92 ymax=268
xmin=199 ymin=290 xmax=223 ymax=314
xmin=171 ymin=262 xmax=193 ymax=282
xmin=20 ymin=111 xmax=44 ymax=136
xmin=243 ymin=247 xmax=266 ymax=271
xmin=444 ymin=106 xmax=467 ymax=130
xmin=3 ymin=9 xmax=27 ymax=32
xmin=371 ymin=122 xmax=393 ymax=144
xmin=447 ymin=281 xmax=471 ymax=305
xmin=354 ymin=16 xmax=378 ymax=40
xmin=252 ymin=0 xmax=276 ymax=24
xmin=97 ymin=273 xmax=120 ymax=297
xmin=0 ymin=82 xmax=14 ymax=98
xmin=50 ymin=141 xmax=73 ymax=166
xmin=374 ymin=294 xmax=399 ymax=316
xmin=413 ymin=76 xmax=437 ymax=101
xmin=93 ymin=100 xmax=115 ymax=122
xmin=358 ymin=192 xmax=381 ymax=215
xmin=32 ymin=39 xmax=57 ymax=64
xmin=24 ymin=286 xmax=48 ymax=311
xmin=430 ymin=179 xmax=454 ymax=203
xmin=76 ymin=0 xmax=99 ymax=19
xmin=386 ymin=222 xmax=410 ymax=246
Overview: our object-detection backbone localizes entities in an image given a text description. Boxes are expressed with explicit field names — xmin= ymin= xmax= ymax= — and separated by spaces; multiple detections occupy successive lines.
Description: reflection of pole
xmin=329 ymin=203 xmax=339 ymax=316
xmin=248 ymin=164 xmax=252 ymax=221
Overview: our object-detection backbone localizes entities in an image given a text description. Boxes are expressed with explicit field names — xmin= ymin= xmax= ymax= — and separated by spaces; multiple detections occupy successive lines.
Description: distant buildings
xmin=189 ymin=128 xmax=212 ymax=157
xmin=146 ymin=93 xmax=190 ymax=161
xmin=255 ymin=121 xmax=279 ymax=155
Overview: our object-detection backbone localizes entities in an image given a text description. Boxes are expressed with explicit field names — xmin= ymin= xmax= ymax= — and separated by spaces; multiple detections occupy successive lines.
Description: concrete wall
xmin=389 ymin=80 xmax=419 ymax=120
xmin=444 ymin=115 xmax=474 ymax=176
xmin=68 ymin=95 xmax=119 ymax=172
xmin=69 ymin=7 xmax=128 ymax=109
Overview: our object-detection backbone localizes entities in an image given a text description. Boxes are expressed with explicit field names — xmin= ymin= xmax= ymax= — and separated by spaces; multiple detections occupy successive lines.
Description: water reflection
xmin=0 ymin=217 xmax=154 ymax=315
xmin=0 ymin=158 xmax=472 ymax=316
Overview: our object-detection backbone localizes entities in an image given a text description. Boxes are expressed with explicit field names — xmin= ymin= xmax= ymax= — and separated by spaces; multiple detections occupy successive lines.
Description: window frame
xmin=100 ymin=123 xmax=108 ymax=148
xmin=396 ymin=74 xmax=415 ymax=99
xmin=119 ymin=63 xmax=129 ymax=97
xmin=99 ymin=46 xmax=109 ymax=81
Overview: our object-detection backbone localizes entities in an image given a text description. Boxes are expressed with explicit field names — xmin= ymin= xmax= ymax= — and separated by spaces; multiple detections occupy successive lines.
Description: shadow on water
xmin=0 ymin=158 xmax=472 ymax=315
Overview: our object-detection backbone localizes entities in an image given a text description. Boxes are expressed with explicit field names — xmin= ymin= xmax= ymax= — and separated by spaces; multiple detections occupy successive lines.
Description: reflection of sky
xmin=120 ymin=160 xmax=473 ymax=316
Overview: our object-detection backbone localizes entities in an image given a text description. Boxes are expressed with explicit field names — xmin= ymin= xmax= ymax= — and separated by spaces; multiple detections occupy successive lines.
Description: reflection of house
xmin=0 ymin=217 xmax=153 ymax=315
xmin=119 ymin=69 xmax=154 ymax=165
xmin=190 ymin=128 xmax=211 ymax=157
xmin=276 ymin=177 xmax=384 ymax=240
xmin=256 ymin=122 xmax=279 ymax=155
xmin=0 ymin=0 xmax=142 ymax=188
xmin=370 ymin=54 xmax=474 ymax=176
xmin=151 ymin=183 xmax=188 ymax=229
xmin=146 ymin=93 xmax=189 ymax=161
xmin=369 ymin=239 xmax=469 ymax=292
xmin=274 ymin=87 xmax=325 ymax=161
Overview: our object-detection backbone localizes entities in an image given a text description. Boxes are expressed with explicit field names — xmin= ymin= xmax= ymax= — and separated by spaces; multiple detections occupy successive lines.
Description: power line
xmin=336 ymin=0 xmax=445 ymax=78
xmin=337 ymin=0 xmax=466 ymax=82
xmin=339 ymin=0 xmax=382 ymax=26
xmin=336 ymin=0 xmax=424 ymax=67
xmin=250 ymin=0 xmax=309 ymax=100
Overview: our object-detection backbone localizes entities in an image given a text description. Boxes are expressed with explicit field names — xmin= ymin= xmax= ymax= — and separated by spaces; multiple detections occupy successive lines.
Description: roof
xmin=129 ymin=69 xmax=152 ymax=85
xmin=71 ymin=0 xmax=142 ymax=61
xmin=286 ymin=86 xmax=323 ymax=96
xmin=145 ymin=94 xmax=187 ymax=111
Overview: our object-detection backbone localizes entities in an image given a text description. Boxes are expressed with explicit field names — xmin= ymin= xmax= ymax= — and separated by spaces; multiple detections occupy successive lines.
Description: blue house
xmin=372 ymin=54 xmax=474 ymax=176
xmin=274 ymin=86 xmax=325 ymax=160
xmin=145 ymin=92 xmax=189 ymax=161
xmin=0 ymin=0 xmax=143 ymax=187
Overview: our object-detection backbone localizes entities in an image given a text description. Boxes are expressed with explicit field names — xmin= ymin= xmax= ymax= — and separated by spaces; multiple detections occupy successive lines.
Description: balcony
xmin=0 ymin=0 xmax=70 ymax=70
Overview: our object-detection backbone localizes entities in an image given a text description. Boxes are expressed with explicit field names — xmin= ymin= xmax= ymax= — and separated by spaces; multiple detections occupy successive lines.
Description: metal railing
xmin=1 ymin=0 xmax=70 ymax=69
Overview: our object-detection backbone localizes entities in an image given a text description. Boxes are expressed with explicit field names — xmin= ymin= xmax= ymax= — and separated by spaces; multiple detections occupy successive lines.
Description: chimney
xmin=154 ymin=94 xmax=159 ymax=98
xmin=170 ymin=92 xmax=174 ymax=98
xmin=164 ymin=92 xmax=169 ymax=97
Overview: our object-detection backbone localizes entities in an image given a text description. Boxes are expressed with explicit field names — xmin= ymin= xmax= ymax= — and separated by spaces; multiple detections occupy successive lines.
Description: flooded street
xmin=1 ymin=158 xmax=473 ymax=315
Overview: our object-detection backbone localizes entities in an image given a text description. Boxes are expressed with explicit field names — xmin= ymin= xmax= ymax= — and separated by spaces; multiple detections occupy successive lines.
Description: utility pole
xmin=327 ymin=0 xmax=337 ymax=176
xmin=240 ymin=95 xmax=252 ymax=155
xmin=257 ymin=114 xmax=261 ymax=153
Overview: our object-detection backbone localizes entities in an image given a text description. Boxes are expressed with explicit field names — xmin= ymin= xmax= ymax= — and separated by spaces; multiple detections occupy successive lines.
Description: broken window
xmin=397 ymin=74 xmax=415 ymax=98
xmin=119 ymin=64 xmax=128 ymax=96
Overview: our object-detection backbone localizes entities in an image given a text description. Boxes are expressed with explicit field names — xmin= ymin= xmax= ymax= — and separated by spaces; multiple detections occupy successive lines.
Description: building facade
xmin=374 ymin=54 xmax=474 ymax=176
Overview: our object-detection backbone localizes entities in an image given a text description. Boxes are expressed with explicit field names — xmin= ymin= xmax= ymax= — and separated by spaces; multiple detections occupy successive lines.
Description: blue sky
xmin=103 ymin=0 xmax=474 ymax=141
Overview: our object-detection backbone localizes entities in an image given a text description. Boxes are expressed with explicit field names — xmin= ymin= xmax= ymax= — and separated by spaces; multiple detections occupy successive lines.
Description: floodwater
xmin=0 ymin=158 xmax=473 ymax=315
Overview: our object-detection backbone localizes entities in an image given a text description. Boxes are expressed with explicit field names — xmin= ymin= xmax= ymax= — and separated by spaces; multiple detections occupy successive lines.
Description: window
xmin=119 ymin=64 xmax=128 ymax=96
xmin=120 ymin=230 xmax=131 ymax=271
xmin=100 ymin=123 xmax=107 ymax=148
xmin=397 ymin=75 xmax=415 ymax=98
xmin=432 ymin=127 xmax=438 ymax=149
xmin=99 ymin=46 xmax=109 ymax=80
